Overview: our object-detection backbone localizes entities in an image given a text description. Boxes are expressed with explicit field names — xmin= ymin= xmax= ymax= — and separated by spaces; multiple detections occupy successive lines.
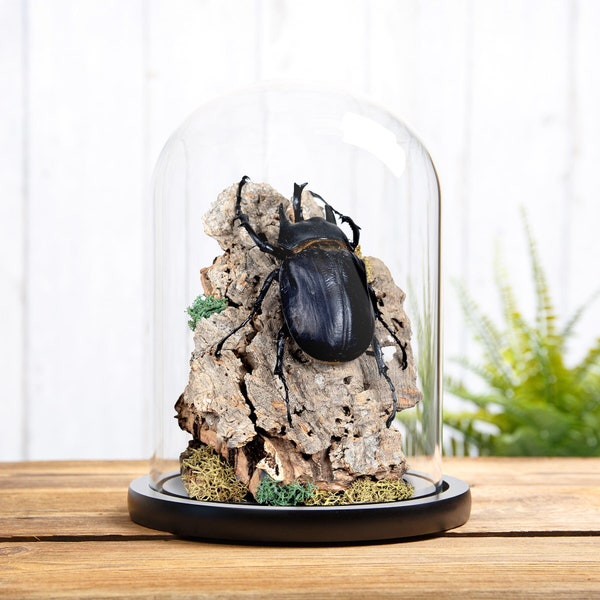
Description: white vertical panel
xmin=144 ymin=2 xmax=261 ymax=459
xmin=258 ymin=0 xmax=369 ymax=90
xmin=26 ymin=0 xmax=145 ymax=458
xmin=569 ymin=0 xmax=600 ymax=362
xmin=0 ymin=0 xmax=25 ymax=460
xmin=460 ymin=1 xmax=572 ymax=343
xmin=3 ymin=0 xmax=597 ymax=460
xmin=368 ymin=0 xmax=472 ymax=388
xmin=145 ymin=0 xmax=260 ymax=171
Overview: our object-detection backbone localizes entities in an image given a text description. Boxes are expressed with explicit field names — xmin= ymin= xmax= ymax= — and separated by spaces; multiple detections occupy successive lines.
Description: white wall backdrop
xmin=1 ymin=0 xmax=599 ymax=460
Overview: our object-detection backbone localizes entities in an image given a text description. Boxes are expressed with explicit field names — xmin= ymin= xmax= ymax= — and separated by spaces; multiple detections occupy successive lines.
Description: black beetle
xmin=215 ymin=176 xmax=407 ymax=428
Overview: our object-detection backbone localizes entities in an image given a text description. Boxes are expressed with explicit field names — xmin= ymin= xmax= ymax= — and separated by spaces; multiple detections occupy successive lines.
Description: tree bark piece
xmin=176 ymin=180 xmax=422 ymax=496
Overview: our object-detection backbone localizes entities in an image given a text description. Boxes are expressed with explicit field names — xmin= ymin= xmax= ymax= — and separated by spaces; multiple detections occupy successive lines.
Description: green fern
xmin=445 ymin=215 xmax=600 ymax=456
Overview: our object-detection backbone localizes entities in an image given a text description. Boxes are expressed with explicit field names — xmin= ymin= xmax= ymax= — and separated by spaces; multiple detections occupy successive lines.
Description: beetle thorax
xmin=290 ymin=238 xmax=348 ymax=254
xmin=278 ymin=216 xmax=350 ymax=252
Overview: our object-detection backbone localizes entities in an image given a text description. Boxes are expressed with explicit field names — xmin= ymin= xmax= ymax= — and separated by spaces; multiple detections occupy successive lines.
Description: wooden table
xmin=1 ymin=458 xmax=599 ymax=598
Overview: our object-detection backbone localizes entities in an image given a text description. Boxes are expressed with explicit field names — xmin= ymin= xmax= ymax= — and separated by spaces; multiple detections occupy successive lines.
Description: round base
xmin=128 ymin=472 xmax=471 ymax=544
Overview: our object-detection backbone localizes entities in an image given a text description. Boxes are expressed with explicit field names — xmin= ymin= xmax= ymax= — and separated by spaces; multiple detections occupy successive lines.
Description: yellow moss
xmin=354 ymin=245 xmax=374 ymax=284
xmin=180 ymin=444 xmax=248 ymax=503
xmin=179 ymin=443 xmax=413 ymax=506
xmin=345 ymin=478 xmax=414 ymax=503
xmin=306 ymin=478 xmax=414 ymax=506
xmin=304 ymin=488 xmax=347 ymax=506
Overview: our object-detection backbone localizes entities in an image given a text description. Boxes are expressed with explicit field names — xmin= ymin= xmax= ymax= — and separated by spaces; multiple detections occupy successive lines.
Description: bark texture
xmin=176 ymin=180 xmax=422 ymax=496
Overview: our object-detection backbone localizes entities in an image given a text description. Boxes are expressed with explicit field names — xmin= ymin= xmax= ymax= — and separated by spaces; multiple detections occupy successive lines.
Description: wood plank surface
xmin=1 ymin=458 xmax=599 ymax=539
xmin=0 ymin=459 xmax=599 ymax=598
xmin=1 ymin=537 xmax=598 ymax=599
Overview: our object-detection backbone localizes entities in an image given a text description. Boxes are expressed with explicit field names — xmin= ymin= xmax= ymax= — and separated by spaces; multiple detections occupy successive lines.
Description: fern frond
xmin=445 ymin=210 xmax=600 ymax=456
xmin=448 ymin=357 xmax=513 ymax=395
xmin=521 ymin=208 xmax=557 ymax=340
xmin=561 ymin=289 xmax=600 ymax=341
xmin=443 ymin=412 xmax=498 ymax=456
xmin=445 ymin=377 xmax=509 ymax=410
xmin=454 ymin=281 xmax=515 ymax=388
xmin=573 ymin=337 xmax=600 ymax=384
xmin=493 ymin=250 xmax=538 ymax=367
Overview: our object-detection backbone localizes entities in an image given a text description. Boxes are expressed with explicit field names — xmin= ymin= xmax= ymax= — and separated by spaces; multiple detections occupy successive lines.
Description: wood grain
xmin=1 ymin=537 xmax=599 ymax=599
xmin=0 ymin=458 xmax=599 ymax=598
xmin=1 ymin=458 xmax=599 ymax=539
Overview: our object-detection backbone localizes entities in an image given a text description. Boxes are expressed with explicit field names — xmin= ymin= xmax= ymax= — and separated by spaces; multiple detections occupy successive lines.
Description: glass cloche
xmin=128 ymin=82 xmax=470 ymax=542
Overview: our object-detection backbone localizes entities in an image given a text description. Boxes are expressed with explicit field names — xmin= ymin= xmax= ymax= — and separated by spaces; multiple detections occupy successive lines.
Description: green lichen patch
xmin=255 ymin=477 xmax=314 ymax=506
xmin=186 ymin=294 xmax=227 ymax=331
xmin=180 ymin=443 xmax=248 ymax=502
xmin=254 ymin=475 xmax=414 ymax=507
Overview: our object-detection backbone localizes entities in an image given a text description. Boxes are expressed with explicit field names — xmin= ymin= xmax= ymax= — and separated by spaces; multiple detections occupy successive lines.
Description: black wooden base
xmin=128 ymin=471 xmax=471 ymax=544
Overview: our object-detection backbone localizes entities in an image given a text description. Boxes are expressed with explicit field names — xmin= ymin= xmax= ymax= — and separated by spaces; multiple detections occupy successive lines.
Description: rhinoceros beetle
xmin=215 ymin=176 xmax=408 ymax=428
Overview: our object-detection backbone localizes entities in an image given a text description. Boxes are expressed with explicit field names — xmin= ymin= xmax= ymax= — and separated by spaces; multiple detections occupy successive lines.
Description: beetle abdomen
xmin=280 ymin=248 xmax=375 ymax=362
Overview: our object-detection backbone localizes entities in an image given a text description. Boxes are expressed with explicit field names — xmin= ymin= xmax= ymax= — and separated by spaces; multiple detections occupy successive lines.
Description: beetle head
xmin=277 ymin=203 xmax=350 ymax=252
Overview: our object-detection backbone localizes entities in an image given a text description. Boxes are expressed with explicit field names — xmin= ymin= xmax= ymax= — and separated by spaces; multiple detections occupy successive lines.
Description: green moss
xmin=255 ymin=475 xmax=414 ymax=507
xmin=180 ymin=443 xmax=248 ymax=502
xmin=180 ymin=443 xmax=414 ymax=507
xmin=255 ymin=477 xmax=314 ymax=506
xmin=186 ymin=294 xmax=227 ymax=331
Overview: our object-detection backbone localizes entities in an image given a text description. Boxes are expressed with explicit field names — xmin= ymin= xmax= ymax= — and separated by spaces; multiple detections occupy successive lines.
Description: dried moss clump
xmin=180 ymin=443 xmax=248 ymax=502
xmin=186 ymin=294 xmax=227 ymax=331
xmin=306 ymin=478 xmax=414 ymax=506
xmin=255 ymin=477 xmax=314 ymax=506
xmin=253 ymin=475 xmax=414 ymax=506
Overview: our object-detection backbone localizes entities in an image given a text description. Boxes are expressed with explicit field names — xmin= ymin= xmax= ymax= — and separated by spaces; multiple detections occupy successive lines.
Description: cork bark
xmin=176 ymin=180 xmax=422 ymax=496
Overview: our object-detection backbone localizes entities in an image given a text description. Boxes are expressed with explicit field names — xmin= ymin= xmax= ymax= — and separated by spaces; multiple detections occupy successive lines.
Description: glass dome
xmin=129 ymin=82 xmax=470 ymax=543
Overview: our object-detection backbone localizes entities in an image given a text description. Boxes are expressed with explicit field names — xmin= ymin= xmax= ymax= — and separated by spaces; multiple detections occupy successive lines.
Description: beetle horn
xmin=309 ymin=189 xmax=338 ymax=224
xmin=324 ymin=204 xmax=337 ymax=224
xmin=278 ymin=203 xmax=292 ymax=232
xmin=293 ymin=182 xmax=308 ymax=222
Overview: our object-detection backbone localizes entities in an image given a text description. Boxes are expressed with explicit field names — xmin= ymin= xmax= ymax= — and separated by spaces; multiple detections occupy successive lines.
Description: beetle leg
xmin=215 ymin=268 xmax=280 ymax=357
xmin=292 ymin=182 xmax=308 ymax=222
xmin=371 ymin=335 xmax=398 ymax=428
xmin=376 ymin=314 xmax=408 ymax=370
xmin=368 ymin=285 xmax=408 ymax=369
xmin=339 ymin=214 xmax=361 ymax=250
xmin=309 ymin=190 xmax=361 ymax=249
xmin=234 ymin=176 xmax=285 ymax=258
xmin=274 ymin=324 xmax=293 ymax=426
